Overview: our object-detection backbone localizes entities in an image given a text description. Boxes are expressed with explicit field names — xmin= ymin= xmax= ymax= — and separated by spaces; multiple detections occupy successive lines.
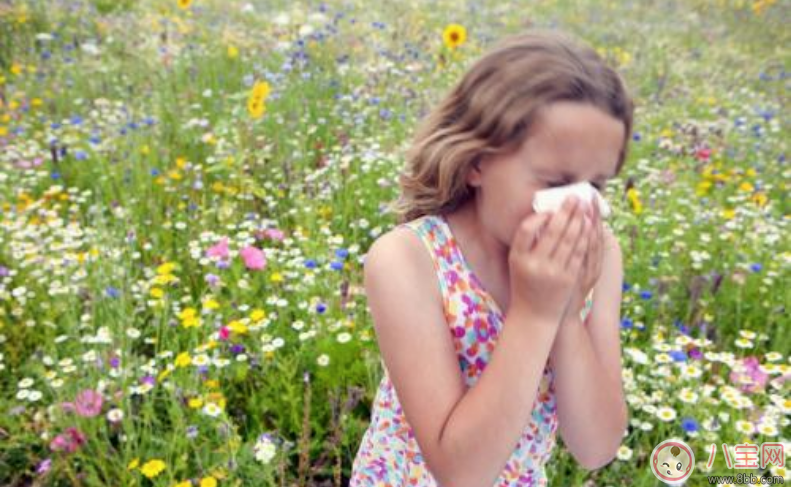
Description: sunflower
xmin=442 ymin=24 xmax=467 ymax=50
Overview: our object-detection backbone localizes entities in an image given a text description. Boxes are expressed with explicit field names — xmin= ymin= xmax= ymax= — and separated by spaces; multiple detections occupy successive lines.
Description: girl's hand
xmin=561 ymin=198 xmax=611 ymax=323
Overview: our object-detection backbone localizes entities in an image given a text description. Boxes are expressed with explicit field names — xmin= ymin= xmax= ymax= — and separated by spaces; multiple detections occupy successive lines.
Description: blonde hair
xmin=389 ymin=29 xmax=635 ymax=224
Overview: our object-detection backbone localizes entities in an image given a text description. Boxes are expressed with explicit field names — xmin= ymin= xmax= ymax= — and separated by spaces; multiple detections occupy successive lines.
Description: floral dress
xmin=350 ymin=214 xmax=595 ymax=486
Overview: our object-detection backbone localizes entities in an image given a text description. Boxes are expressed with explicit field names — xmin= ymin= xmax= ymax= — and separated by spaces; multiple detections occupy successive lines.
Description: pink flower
xmin=729 ymin=356 xmax=769 ymax=394
xmin=219 ymin=326 xmax=230 ymax=341
xmin=240 ymin=246 xmax=267 ymax=270
xmin=264 ymin=228 xmax=285 ymax=241
xmin=50 ymin=427 xmax=87 ymax=454
xmin=207 ymin=237 xmax=230 ymax=260
xmin=695 ymin=147 xmax=712 ymax=162
xmin=63 ymin=389 xmax=103 ymax=417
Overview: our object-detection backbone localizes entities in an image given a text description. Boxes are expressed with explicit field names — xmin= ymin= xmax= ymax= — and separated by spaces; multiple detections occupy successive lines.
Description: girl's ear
xmin=467 ymin=157 xmax=483 ymax=187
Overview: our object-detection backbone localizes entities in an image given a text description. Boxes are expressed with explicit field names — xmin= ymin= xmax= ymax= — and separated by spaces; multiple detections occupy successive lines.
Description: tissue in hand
xmin=532 ymin=181 xmax=611 ymax=218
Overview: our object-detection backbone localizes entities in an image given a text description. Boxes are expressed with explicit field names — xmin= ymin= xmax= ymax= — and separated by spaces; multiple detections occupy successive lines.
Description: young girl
xmin=350 ymin=29 xmax=633 ymax=486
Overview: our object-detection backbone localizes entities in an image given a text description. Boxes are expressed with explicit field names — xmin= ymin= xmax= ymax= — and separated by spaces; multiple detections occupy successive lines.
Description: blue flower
xmin=632 ymin=132 xmax=641 ymax=141
xmin=316 ymin=303 xmax=327 ymax=314
xmin=105 ymin=286 xmax=120 ymax=298
xmin=51 ymin=171 xmax=61 ymax=180
xmin=75 ymin=150 xmax=88 ymax=161
xmin=304 ymin=259 xmax=317 ymax=269
xmin=622 ymin=281 xmax=631 ymax=292
xmin=620 ymin=318 xmax=633 ymax=330
xmin=150 ymin=168 xmax=160 ymax=176
xmin=640 ymin=290 xmax=653 ymax=300
xmin=335 ymin=248 xmax=349 ymax=259
xmin=750 ymin=263 xmax=762 ymax=273
xmin=681 ymin=417 xmax=698 ymax=433
xmin=669 ymin=350 xmax=687 ymax=362
xmin=330 ymin=261 xmax=344 ymax=271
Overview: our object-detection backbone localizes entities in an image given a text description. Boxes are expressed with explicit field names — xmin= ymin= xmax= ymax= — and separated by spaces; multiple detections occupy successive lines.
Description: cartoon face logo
xmin=650 ymin=439 xmax=695 ymax=485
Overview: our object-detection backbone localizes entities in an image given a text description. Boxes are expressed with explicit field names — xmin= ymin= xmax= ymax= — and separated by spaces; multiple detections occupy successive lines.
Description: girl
xmin=351 ymin=29 xmax=633 ymax=486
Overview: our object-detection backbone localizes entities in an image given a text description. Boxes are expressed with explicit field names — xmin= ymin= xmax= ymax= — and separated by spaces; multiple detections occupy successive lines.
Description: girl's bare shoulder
xmin=362 ymin=224 xmax=442 ymax=306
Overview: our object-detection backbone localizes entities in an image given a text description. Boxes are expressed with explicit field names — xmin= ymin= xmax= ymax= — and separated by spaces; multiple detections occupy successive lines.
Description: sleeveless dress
xmin=350 ymin=214 xmax=595 ymax=486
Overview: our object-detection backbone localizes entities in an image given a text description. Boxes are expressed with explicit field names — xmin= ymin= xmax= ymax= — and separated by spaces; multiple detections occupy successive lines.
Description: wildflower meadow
xmin=0 ymin=0 xmax=789 ymax=486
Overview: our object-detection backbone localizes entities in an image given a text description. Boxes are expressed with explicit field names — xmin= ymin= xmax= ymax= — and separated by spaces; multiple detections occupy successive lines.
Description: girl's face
xmin=467 ymin=100 xmax=625 ymax=249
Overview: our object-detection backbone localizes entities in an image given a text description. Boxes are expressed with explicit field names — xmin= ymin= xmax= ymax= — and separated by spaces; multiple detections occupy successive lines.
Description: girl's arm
xmin=548 ymin=235 xmax=627 ymax=470
xmin=364 ymin=228 xmax=560 ymax=487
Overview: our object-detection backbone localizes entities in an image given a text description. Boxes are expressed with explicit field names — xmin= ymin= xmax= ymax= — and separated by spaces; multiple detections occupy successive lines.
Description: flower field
xmin=0 ymin=0 xmax=789 ymax=485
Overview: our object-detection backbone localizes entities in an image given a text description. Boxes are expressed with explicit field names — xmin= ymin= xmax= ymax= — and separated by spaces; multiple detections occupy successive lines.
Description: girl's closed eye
xmin=547 ymin=180 xmax=603 ymax=191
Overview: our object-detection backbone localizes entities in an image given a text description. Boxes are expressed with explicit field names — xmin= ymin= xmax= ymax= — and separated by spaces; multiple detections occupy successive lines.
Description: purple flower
xmin=205 ymin=273 xmax=220 ymax=287
xmin=36 ymin=458 xmax=52 ymax=475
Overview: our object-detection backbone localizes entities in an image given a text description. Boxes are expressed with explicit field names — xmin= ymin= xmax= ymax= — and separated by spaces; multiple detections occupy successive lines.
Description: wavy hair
xmin=388 ymin=29 xmax=635 ymax=224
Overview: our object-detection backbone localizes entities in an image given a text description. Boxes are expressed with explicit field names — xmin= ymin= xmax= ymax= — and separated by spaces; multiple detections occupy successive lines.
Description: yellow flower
xmin=442 ymin=24 xmax=467 ymax=49
xmin=227 ymin=45 xmax=239 ymax=58
xmin=128 ymin=458 xmax=140 ymax=470
xmin=173 ymin=481 xmax=192 ymax=487
xmin=626 ymin=187 xmax=643 ymax=215
xmin=150 ymin=287 xmax=164 ymax=298
xmin=175 ymin=352 xmax=192 ymax=367
xmin=177 ymin=0 xmax=192 ymax=10
xmin=157 ymin=262 xmax=176 ymax=275
xmin=202 ymin=298 xmax=220 ymax=311
xmin=188 ymin=396 xmax=204 ymax=408
xmin=250 ymin=309 xmax=266 ymax=322
xmin=270 ymin=272 xmax=283 ymax=283
xmin=251 ymin=80 xmax=271 ymax=100
xmin=751 ymin=192 xmax=768 ymax=207
xmin=228 ymin=320 xmax=248 ymax=335
xmin=140 ymin=459 xmax=167 ymax=479
xmin=247 ymin=97 xmax=266 ymax=119
xmin=200 ymin=477 xmax=218 ymax=487
xmin=722 ymin=208 xmax=736 ymax=220
xmin=182 ymin=316 xmax=201 ymax=328
xmin=179 ymin=308 xmax=197 ymax=320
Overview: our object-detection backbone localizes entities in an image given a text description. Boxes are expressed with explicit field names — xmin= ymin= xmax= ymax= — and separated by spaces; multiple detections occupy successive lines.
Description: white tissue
xmin=532 ymin=181 xmax=611 ymax=218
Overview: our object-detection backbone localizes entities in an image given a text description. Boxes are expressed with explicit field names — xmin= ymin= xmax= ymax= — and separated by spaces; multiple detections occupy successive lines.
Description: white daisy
xmin=735 ymin=420 xmax=754 ymax=434
xmin=678 ymin=388 xmax=699 ymax=403
xmin=656 ymin=406 xmax=677 ymax=422
xmin=734 ymin=338 xmax=753 ymax=349
xmin=757 ymin=423 xmax=778 ymax=436
xmin=202 ymin=402 xmax=222 ymax=417
xmin=107 ymin=408 xmax=124 ymax=423
xmin=317 ymin=354 xmax=330 ymax=367
xmin=616 ymin=445 xmax=633 ymax=461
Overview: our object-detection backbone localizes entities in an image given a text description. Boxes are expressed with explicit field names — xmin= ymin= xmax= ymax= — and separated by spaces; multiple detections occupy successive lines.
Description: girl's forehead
xmin=520 ymin=105 xmax=623 ymax=176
